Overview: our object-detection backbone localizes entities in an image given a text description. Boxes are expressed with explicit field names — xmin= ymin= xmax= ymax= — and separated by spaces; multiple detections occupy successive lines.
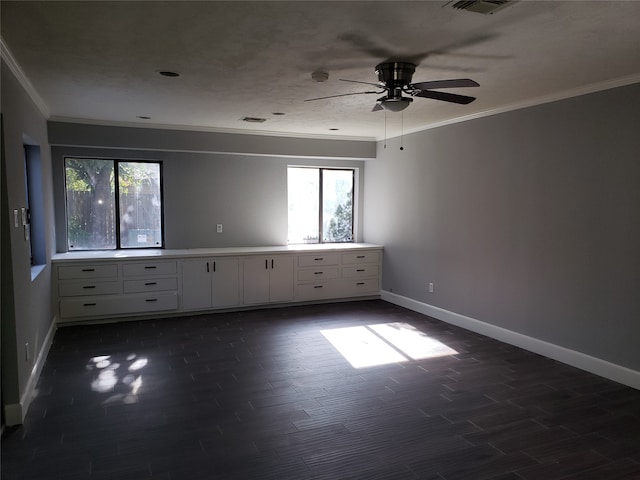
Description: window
xmin=64 ymin=158 xmax=163 ymax=250
xmin=288 ymin=167 xmax=354 ymax=244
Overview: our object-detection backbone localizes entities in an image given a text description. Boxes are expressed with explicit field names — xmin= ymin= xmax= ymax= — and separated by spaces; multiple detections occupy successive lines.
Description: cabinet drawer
xmin=297 ymin=254 xmax=340 ymax=267
xmin=60 ymin=297 xmax=115 ymax=318
xmin=342 ymin=265 xmax=380 ymax=278
xmin=342 ymin=251 xmax=380 ymax=265
xmin=339 ymin=278 xmax=380 ymax=296
xmin=59 ymin=281 xmax=122 ymax=297
xmin=297 ymin=267 xmax=339 ymax=282
xmin=58 ymin=264 xmax=118 ymax=280
xmin=60 ymin=292 xmax=177 ymax=319
xmin=122 ymin=261 xmax=176 ymax=277
xmin=123 ymin=277 xmax=177 ymax=293
xmin=296 ymin=282 xmax=338 ymax=301
xmin=119 ymin=293 xmax=178 ymax=314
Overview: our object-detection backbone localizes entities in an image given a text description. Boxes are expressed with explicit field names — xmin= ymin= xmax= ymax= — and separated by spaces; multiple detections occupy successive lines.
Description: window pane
xmin=119 ymin=162 xmax=163 ymax=248
xmin=323 ymin=169 xmax=353 ymax=242
xmin=65 ymin=158 xmax=116 ymax=250
xmin=288 ymin=167 xmax=319 ymax=244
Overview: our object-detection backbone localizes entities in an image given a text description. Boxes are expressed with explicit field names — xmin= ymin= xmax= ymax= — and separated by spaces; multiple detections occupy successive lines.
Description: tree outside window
xmin=288 ymin=167 xmax=354 ymax=244
xmin=64 ymin=158 xmax=163 ymax=250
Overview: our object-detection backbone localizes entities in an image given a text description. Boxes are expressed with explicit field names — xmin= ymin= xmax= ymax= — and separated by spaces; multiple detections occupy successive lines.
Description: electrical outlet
xmin=25 ymin=343 xmax=30 ymax=362
xmin=429 ymin=283 xmax=434 ymax=293
xmin=216 ymin=224 xmax=223 ymax=233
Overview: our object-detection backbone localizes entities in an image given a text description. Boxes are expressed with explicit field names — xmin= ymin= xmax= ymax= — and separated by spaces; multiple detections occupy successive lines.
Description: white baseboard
xmin=381 ymin=290 xmax=640 ymax=390
xmin=4 ymin=318 xmax=57 ymax=426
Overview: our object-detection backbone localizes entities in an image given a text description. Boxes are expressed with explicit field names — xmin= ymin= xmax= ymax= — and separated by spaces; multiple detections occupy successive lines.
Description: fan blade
xmin=414 ymin=90 xmax=476 ymax=105
xmin=337 ymin=33 xmax=394 ymax=60
xmin=304 ymin=91 xmax=379 ymax=102
xmin=411 ymin=79 xmax=479 ymax=90
xmin=339 ymin=78 xmax=384 ymax=88
xmin=372 ymin=103 xmax=383 ymax=112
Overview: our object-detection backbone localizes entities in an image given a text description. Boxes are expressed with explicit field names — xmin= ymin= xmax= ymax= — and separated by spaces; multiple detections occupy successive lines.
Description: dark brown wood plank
xmin=2 ymin=300 xmax=639 ymax=480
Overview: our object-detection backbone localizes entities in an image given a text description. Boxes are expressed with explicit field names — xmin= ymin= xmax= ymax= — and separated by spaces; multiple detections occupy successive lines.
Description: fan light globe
xmin=381 ymin=97 xmax=413 ymax=112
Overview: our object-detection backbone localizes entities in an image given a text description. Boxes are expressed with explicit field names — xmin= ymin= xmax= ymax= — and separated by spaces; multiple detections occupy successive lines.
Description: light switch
xmin=14 ymin=209 xmax=19 ymax=227
xmin=216 ymin=224 xmax=223 ymax=233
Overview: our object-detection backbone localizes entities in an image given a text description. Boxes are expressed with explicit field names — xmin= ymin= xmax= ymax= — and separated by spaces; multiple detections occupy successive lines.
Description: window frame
xmin=287 ymin=166 xmax=355 ymax=245
xmin=63 ymin=157 xmax=165 ymax=251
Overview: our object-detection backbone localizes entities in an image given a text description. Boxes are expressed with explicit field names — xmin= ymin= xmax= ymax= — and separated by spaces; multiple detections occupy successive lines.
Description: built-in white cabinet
xmin=295 ymin=253 xmax=341 ymax=300
xmin=52 ymin=244 xmax=381 ymax=324
xmin=182 ymin=257 xmax=239 ymax=310
xmin=56 ymin=260 xmax=179 ymax=321
xmin=295 ymin=250 xmax=381 ymax=301
xmin=242 ymin=255 xmax=294 ymax=305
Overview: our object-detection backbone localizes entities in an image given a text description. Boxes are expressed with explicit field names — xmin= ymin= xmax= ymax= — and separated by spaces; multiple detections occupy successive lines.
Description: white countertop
xmin=52 ymin=243 xmax=383 ymax=263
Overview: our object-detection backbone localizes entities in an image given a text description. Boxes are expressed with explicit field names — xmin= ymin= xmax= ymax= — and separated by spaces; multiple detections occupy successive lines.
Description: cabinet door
xmin=211 ymin=257 xmax=239 ymax=308
xmin=242 ymin=257 xmax=270 ymax=305
xmin=182 ymin=260 xmax=213 ymax=310
xmin=269 ymin=255 xmax=294 ymax=303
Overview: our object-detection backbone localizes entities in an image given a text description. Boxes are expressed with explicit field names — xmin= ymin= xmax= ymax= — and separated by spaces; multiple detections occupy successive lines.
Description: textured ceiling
xmin=2 ymin=1 xmax=640 ymax=140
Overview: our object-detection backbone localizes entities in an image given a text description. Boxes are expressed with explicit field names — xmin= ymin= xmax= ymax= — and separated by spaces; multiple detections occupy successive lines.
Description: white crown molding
xmin=391 ymin=73 xmax=640 ymax=141
xmin=1 ymin=36 xmax=50 ymax=118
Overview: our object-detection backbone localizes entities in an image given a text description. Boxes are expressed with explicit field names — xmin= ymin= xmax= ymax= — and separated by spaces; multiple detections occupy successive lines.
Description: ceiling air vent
xmin=242 ymin=117 xmax=267 ymax=123
xmin=451 ymin=0 xmax=512 ymax=15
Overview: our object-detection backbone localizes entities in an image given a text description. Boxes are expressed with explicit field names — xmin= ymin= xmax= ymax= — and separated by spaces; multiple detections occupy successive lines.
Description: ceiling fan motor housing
xmin=375 ymin=62 xmax=416 ymax=88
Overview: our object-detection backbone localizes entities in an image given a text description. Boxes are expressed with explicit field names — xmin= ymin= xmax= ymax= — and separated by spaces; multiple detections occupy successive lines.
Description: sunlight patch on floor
xmin=369 ymin=322 xmax=458 ymax=360
xmin=321 ymin=322 xmax=457 ymax=368
xmin=86 ymin=353 xmax=148 ymax=403
xmin=321 ymin=326 xmax=407 ymax=368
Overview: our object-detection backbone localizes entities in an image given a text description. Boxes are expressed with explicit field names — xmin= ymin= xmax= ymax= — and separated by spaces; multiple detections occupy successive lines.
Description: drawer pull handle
xmin=356 ymin=269 xmax=365 ymax=272
xmin=356 ymin=282 xmax=365 ymax=286
xmin=145 ymin=282 xmax=157 ymax=286
xmin=83 ymin=303 xmax=97 ymax=307
xmin=314 ymin=271 xmax=323 ymax=275
xmin=357 ymin=255 xmax=365 ymax=259
xmin=314 ymin=257 xmax=323 ymax=261
xmin=146 ymin=298 xmax=158 ymax=302
xmin=144 ymin=266 xmax=157 ymax=269
xmin=81 ymin=268 xmax=95 ymax=272
xmin=314 ymin=285 xmax=323 ymax=289
xmin=82 ymin=285 xmax=96 ymax=289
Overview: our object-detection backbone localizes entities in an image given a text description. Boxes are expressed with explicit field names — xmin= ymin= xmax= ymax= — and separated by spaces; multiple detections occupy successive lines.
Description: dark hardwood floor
xmin=2 ymin=300 xmax=639 ymax=479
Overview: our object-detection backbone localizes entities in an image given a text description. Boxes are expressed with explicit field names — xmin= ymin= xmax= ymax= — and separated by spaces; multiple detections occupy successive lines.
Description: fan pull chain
xmin=384 ymin=110 xmax=387 ymax=149
xmin=400 ymin=112 xmax=405 ymax=151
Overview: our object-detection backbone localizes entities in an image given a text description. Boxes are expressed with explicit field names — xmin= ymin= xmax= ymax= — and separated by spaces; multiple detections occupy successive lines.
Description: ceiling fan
xmin=306 ymin=62 xmax=479 ymax=112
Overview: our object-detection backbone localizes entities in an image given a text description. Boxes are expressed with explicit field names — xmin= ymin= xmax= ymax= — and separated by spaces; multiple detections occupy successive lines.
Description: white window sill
xmin=31 ymin=264 xmax=46 ymax=281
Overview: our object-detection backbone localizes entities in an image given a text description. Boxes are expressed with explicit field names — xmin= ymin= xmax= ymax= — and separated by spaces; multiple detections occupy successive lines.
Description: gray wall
xmin=48 ymin=122 xmax=376 ymax=160
xmin=1 ymin=60 xmax=56 ymax=411
xmin=364 ymin=83 xmax=640 ymax=371
xmin=50 ymin=126 xmax=371 ymax=250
